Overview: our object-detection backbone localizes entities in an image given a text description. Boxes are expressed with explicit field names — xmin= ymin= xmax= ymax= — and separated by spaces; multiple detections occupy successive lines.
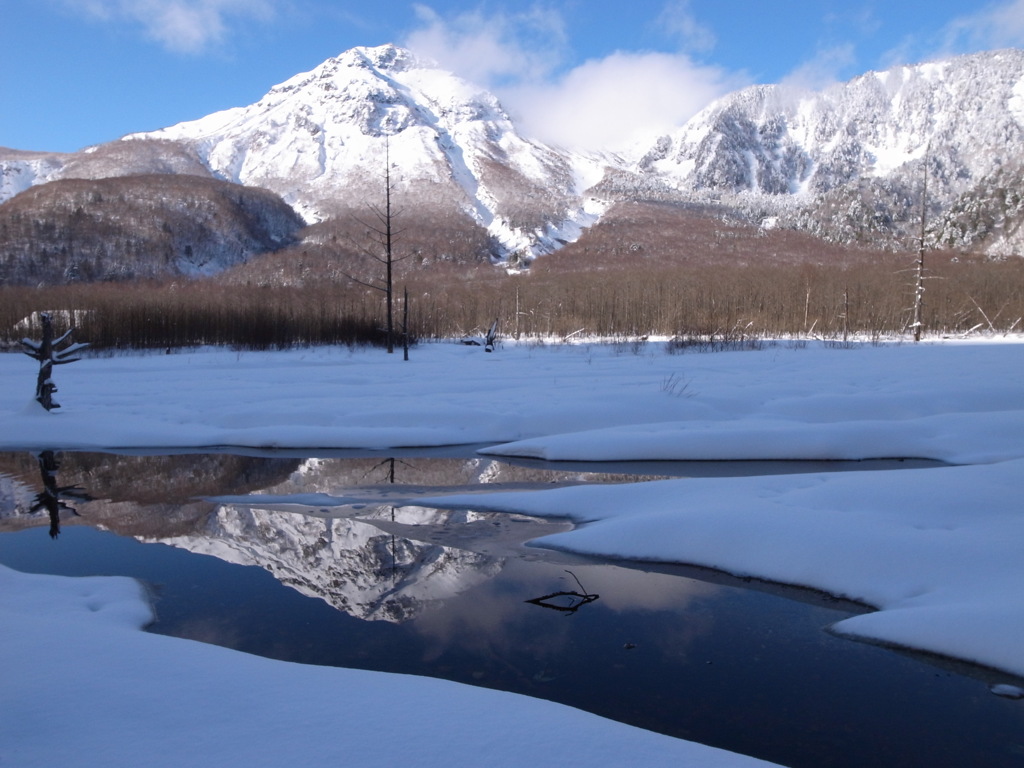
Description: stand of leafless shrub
xmin=660 ymin=372 xmax=692 ymax=397
xmin=0 ymin=282 xmax=387 ymax=351
xmin=2 ymin=201 xmax=1023 ymax=350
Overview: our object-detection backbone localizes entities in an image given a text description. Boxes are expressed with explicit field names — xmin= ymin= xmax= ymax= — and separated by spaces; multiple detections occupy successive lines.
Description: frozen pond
xmin=1 ymin=450 xmax=1022 ymax=767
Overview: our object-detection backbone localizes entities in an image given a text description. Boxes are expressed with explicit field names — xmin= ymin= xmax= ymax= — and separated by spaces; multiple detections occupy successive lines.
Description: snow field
xmin=2 ymin=337 xmax=1023 ymax=766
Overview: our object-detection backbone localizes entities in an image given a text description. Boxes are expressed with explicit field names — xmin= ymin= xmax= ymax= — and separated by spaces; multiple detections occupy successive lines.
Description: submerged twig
xmin=525 ymin=570 xmax=599 ymax=614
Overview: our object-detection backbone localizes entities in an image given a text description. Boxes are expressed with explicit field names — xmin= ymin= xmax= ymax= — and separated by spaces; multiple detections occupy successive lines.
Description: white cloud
xmin=780 ymin=43 xmax=857 ymax=91
xmin=403 ymin=4 xmax=737 ymax=152
xmin=943 ymin=0 xmax=1024 ymax=50
xmin=403 ymin=4 xmax=567 ymax=86
xmin=503 ymin=52 xmax=737 ymax=151
xmin=61 ymin=0 xmax=277 ymax=54
xmin=656 ymin=0 xmax=716 ymax=54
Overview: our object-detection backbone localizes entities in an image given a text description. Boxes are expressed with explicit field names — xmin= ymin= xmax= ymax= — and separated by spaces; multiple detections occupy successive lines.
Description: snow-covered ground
xmin=2 ymin=337 xmax=1023 ymax=766
xmin=0 ymin=565 xmax=774 ymax=768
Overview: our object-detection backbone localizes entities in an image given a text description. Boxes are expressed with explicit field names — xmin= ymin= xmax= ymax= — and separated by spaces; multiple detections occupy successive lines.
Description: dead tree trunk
xmin=842 ymin=285 xmax=850 ymax=344
xmin=913 ymin=149 xmax=929 ymax=343
xmin=341 ymin=138 xmax=409 ymax=353
xmin=384 ymin=151 xmax=395 ymax=353
xmin=20 ymin=313 xmax=89 ymax=411
xmin=30 ymin=450 xmax=89 ymax=538
xmin=402 ymin=285 xmax=410 ymax=361
xmin=485 ymin=318 xmax=498 ymax=352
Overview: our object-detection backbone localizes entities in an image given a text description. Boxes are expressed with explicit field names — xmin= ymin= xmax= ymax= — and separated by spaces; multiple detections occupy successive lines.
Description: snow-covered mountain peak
xmin=122 ymin=43 xmax=589 ymax=259
xmin=327 ymin=43 xmax=423 ymax=75
xmin=641 ymin=49 xmax=1024 ymax=200
xmin=131 ymin=42 xmax=513 ymax=157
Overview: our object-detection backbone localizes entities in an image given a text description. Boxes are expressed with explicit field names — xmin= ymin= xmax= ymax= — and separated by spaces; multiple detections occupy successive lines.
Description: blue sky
xmin=3 ymin=0 xmax=1023 ymax=153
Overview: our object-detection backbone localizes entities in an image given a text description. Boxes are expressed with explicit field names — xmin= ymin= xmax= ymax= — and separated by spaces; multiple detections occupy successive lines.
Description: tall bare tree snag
xmin=20 ymin=313 xmax=89 ymax=411
xmin=383 ymin=148 xmax=396 ymax=353
xmin=912 ymin=146 xmax=930 ymax=343
xmin=343 ymin=138 xmax=410 ymax=353
xmin=842 ymin=285 xmax=850 ymax=344
xmin=402 ymin=285 xmax=410 ymax=361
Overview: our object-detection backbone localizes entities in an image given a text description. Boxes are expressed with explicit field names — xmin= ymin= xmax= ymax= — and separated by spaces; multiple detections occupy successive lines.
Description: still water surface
xmin=1 ymin=450 xmax=1022 ymax=768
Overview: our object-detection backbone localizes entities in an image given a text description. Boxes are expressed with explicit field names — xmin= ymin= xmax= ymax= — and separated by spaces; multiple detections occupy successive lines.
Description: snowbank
xmin=0 ymin=565 xmax=777 ymax=767
xmin=2 ymin=338 xmax=1023 ymax=764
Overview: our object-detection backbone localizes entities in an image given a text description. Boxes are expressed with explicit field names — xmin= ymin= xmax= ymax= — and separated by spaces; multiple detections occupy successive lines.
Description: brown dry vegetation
xmin=226 ymin=205 xmax=496 ymax=289
xmin=0 ymin=281 xmax=385 ymax=350
xmin=2 ymin=201 xmax=1022 ymax=350
xmin=414 ymin=203 xmax=1024 ymax=340
xmin=0 ymin=175 xmax=303 ymax=284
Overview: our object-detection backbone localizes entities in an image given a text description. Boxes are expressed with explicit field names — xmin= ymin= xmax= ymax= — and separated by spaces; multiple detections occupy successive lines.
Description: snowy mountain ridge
xmin=0 ymin=149 xmax=68 ymax=202
xmin=635 ymin=49 xmax=1024 ymax=252
xmin=643 ymin=49 xmax=1024 ymax=195
xmin=2 ymin=45 xmax=1023 ymax=267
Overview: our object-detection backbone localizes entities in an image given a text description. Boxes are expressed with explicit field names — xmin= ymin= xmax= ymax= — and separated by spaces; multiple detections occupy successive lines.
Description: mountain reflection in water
xmin=3 ymin=450 xmax=1022 ymax=768
xmin=0 ymin=450 xmax=658 ymax=621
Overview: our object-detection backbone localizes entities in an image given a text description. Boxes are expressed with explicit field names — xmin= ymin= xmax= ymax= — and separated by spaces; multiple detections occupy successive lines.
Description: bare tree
xmin=402 ymin=285 xmax=410 ymax=361
xmin=912 ymin=147 xmax=930 ymax=343
xmin=343 ymin=138 xmax=411 ymax=353
xmin=20 ymin=312 xmax=89 ymax=411
xmin=484 ymin=317 xmax=498 ymax=352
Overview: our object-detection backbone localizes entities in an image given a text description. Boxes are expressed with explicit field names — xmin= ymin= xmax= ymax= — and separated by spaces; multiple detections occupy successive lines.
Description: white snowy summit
xmin=636 ymin=49 xmax=1024 ymax=252
xmin=127 ymin=44 xmax=599 ymax=261
xmin=642 ymin=51 xmax=1024 ymax=193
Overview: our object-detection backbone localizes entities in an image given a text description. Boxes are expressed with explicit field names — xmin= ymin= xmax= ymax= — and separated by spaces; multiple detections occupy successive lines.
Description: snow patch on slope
xmin=1009 ymin=75 xmax=1024 ymax=125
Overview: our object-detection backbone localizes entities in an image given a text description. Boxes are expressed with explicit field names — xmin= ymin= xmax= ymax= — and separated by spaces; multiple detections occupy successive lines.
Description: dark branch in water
xmin=525 ymin=570 xmax=599 ymax=614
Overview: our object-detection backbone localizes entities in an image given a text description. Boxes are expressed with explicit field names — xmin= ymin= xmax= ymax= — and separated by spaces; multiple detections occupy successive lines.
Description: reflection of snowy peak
xmin=127 ymin=44 xmax=598 ymax=259
xmin=157 ymin=504 xmax=502 ymax=623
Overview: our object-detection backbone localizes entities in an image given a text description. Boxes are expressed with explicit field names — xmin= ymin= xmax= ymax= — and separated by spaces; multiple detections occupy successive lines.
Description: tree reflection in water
xmin=30 ymin=450 xmax=91 ymax=538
